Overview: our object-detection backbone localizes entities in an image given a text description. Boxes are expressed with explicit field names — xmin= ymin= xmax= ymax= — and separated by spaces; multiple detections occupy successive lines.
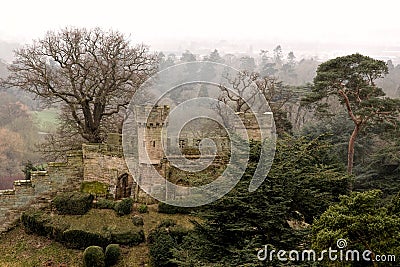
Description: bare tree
xmin=217 ymin=70 xmax=297 ymax=134
xmin=2 ymin=27 xmax=158 ymax=145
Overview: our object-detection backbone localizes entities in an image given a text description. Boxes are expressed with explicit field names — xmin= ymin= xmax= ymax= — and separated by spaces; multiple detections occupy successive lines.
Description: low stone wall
xmin=0 ymin=180 xmax=36 ymax=232
xmin=0 ymin=150 xmax=84 ymax=233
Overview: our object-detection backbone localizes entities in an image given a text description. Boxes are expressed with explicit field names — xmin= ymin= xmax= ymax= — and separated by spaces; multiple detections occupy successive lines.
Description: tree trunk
xmin=347 ymin=124 xmax=361 ymax=175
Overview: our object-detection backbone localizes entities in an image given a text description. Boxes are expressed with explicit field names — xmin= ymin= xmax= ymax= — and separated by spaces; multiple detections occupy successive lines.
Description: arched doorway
xmin=115 ymin=173 xmax=132 ymax=199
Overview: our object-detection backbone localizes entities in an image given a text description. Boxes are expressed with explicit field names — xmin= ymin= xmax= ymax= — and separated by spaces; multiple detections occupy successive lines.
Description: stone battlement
xmin=134 ymin=105 xmax=170 ymax=125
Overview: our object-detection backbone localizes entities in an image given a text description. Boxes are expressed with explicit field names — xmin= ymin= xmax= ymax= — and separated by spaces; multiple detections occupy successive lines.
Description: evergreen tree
xmin=172 ymin=136 xmax=350 ymax=266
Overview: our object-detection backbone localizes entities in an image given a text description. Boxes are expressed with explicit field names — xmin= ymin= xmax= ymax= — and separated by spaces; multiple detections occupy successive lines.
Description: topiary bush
xmin=132 ymin=215 xmax=144 ymax=226
xmin=21 ymin=210 xmax=70 ymax=241
xmin=62 ymin=229 xmax=110 ymax=249
xmin=137 ymin=204 xmax=148 ymax=214
xmin=52 ymin=192 xmax=94 ymax=215
xmin=95 ymin=198 xmax=115 ymax=210
xmin=114 ymin=198 xmax=133 ymax=216
xmin=83 ymin=246 xmax=105 ymax=267
xmin=110 ymin=228 xmax=145 ymax=246
xmin=105 ymin=244 xmax=121 ymax=266
xmin=21 ymin=210 xmax=52 ymax=236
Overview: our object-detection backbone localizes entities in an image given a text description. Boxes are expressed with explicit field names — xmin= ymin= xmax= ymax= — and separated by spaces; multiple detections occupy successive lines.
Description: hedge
xmin=110 ymin=228 xmax=145 ymax=245
xmin=62 ymin=229 xmax=110 ymax=249
xmin=52 ymin=192 xmax=94 ymax=215
xmin=95 ymin=198 xmax=115 ymax=210
xmin=21 ymin=208 xmax=145 ymax=248
xmin=21 ymin=210 xmax=68 ymax=240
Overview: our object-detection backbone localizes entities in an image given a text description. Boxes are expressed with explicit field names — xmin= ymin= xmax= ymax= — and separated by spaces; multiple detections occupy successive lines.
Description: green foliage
xmin=22 ymin=161 xmax=46 ymax=180
xmin=171 ymin=136 xmax=350 ymax=266
xmin=62 ymin=229 xmax=110 ymax=249
xmin=148 ymin=220 xmax=192 ymax=267
xmin=308 ymin=53 xmax=389 ymax=111
xmin=81 ymin=181 xmax=109 ymax=197
xmin=132 ymin=215 xmax=144 ymax=226
xmin=95 ymin=198 xmax=116 ymax=210
xmin=104 ymin=244 xmax=121 ymax=266
xmin=114 ymin=198 xmax=133 ymax=216
xmin=21 ymin=209 xmax=145 ymax=249
xmin=110 ymin=228 xmax=145 ymax=245
xmin=83 ymin=246 xmax=105 ymax=267
xmin=158 ymin=202 xmax=191 ymax=214
xmin=52 ymin=192 xmax=93 ymax=215
xmin=96 ymin=198 xmax=116 ymax=210
xmin=354 ymin=134 xmax=400 ymax=197
xmin=158 ymin=219 xmax=176 ymax=228
xmin=21 ymin=210 xmax=52 ymax=236
xmin=137 ymin=204 xmax=148 ymax=214
xmin=148 ymin=229 xmax=177 ymax=267
xmin=312 ymin=190 xmax=400 ymax=266
xmin=301 ymin=113 xmax=373 ymax=166
xmin=303 ymin=53 xmax=400 ymax=174
xmin=21 ymin=210 xmax=69 ymax=241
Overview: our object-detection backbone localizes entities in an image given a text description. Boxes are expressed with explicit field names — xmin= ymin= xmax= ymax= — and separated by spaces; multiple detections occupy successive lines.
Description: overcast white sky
xmin=1 ymin=0 xmax=399 ymax=51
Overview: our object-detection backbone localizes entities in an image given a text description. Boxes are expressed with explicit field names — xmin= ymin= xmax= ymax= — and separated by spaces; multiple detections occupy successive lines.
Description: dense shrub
xmin=105 ymin=244 xmax=121 ymax=266
xmin=137 ymin=204 xmax=148 ymax=213
xmin=157 ymin=219 xmax=189 ymax=243
xmin=21 ymin=210 xmax=52 ymax=236
xmin=83 ymin=246 xmax=105 ymax=267
xmin=168 ymin=225 xmax=190 ymax=244
xmin=148 ymin=229 xmax=177 ymax=267
xmin=114 ymin=198 xmax=133 ymax=216
xmin=62 ymin=229 xmax=110 ymax=249
xmin=21 ymin=210 xmax=69 ymax=241
xmin=52 ymin=192 xmax=94 ymax=215
xmin=158 ymin=219 xmax=176 ymax=228
xmin=110 ymin=228 xmax=145 ymax=245
xmin=132 ymin=215 xmax=144 ymax=226
xmin=148 ymin=221 xmax=191 ymax=267
xmin=158 ymin=202 xmax=191 ymax=214
xmin=95 ymin=198 xmax=115 ymax=210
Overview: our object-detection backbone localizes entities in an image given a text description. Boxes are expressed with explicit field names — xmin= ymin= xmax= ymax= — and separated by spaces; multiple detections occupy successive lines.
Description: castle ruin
xmin=0 ymin=105 xmax=273 ymax=232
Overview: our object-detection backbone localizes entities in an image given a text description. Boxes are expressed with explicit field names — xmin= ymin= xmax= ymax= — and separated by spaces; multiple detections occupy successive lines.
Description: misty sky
xmin=1 ymin=0 xmax=399 ymax=51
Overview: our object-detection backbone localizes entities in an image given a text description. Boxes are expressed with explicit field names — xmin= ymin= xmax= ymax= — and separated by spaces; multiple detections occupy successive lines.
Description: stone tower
xmin=134 ymin=105 xmax=170 ymax=164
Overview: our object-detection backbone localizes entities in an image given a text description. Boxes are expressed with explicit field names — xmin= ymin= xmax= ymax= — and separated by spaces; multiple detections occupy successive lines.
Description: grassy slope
xmin=0 ymin=205 xmax=195 ymax=267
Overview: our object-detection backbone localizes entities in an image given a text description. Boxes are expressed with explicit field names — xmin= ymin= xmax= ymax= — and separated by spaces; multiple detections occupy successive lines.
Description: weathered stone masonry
xmin=0 ymin=151 xmax=83 ymax=232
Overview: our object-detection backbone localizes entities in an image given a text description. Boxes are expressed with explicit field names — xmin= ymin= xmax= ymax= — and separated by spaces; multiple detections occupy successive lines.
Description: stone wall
xmin=82 ymin=142 xmax=136 ymax=199
xmin=0 ymin=150 xmax=83 ymax=233
xmin=0 ymin=106 xmax=272 ymax=232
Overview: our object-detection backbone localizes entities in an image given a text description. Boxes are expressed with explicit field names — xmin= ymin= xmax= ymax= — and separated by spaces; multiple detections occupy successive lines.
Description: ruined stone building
xmin=0 ymin=105 xmax=273 ymax=232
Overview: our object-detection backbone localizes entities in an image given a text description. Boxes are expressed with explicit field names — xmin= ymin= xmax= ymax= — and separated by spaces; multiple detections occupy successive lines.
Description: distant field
xmin=30 ymin=108 xmax=60 ymax=132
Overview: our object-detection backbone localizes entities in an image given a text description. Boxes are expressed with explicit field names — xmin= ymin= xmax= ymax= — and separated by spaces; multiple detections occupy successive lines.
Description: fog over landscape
xmin=1 ymin=0 xmax=400 ymax=63
xmin=1 ymin=1 xmax=400 ymax=266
